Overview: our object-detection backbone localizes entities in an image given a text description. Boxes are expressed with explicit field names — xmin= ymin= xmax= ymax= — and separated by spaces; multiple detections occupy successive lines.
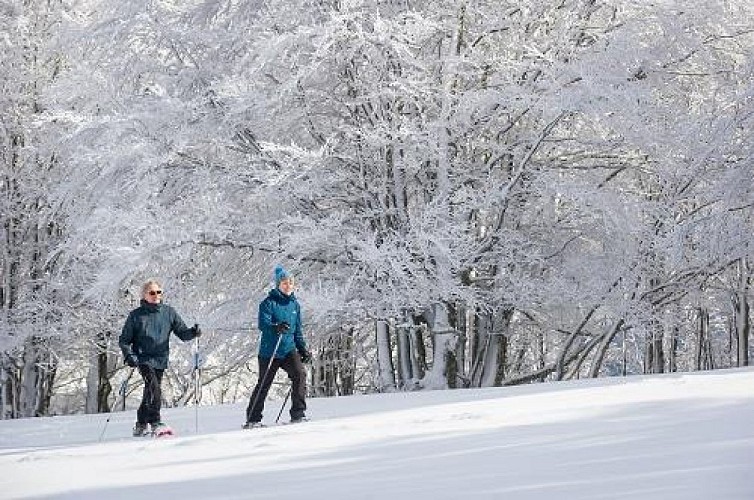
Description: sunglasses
xmin=148 ymin=290 xmax=163 ymax=296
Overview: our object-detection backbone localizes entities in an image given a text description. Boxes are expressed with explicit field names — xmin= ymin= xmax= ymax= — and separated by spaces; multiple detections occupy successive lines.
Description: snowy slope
xmin=1 ymin=368 xmax=753 ymax=499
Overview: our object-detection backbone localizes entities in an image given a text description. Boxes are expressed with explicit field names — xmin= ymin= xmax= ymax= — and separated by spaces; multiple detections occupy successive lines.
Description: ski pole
xmin=248 ymin=333 xmax=283 ymax=424
xmin=275 ymin=384 xmax=292 ymax=424
xmin=99 ymin=367 xmax=136 ymax=442
xmin=193 ymin=336 xmax=201 ymax=434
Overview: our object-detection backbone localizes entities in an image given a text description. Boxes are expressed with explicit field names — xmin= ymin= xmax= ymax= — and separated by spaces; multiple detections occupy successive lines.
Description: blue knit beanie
xmin=274 ymin=265 xmax=291 ymax=286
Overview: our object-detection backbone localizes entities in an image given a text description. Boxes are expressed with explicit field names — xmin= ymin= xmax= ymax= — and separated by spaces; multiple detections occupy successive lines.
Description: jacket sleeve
xmin=294 ymin=302 xmax=306 ymax=352
xmin=258 ymin=298 xmax=274 ymax=336
xmin=171 ymin=307 xmax=196 ymax=342
xmin=119 ymin=312 xmax=136 ymax=360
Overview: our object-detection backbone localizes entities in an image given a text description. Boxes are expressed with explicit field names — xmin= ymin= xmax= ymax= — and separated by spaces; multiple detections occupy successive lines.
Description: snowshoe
xmin=133 ymin=422 xmax=150 ymax=437
xmin=242 ymin=421 xmax=266 ymax=430
xmin=289 ymin=416 xmax=309 ymax=424
xmin=151 ymin=422 xmax=175 ymax=438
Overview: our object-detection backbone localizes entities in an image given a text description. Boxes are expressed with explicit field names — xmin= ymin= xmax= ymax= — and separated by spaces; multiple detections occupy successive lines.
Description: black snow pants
xmin=246 ymin=351 xmax=307 ymax=423
xmin=137 ymin=364 xmax=165 ymax=425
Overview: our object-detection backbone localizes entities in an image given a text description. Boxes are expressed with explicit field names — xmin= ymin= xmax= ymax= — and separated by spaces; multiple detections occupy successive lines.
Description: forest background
xmin=1 ymin=0 xmax=753 ymax=418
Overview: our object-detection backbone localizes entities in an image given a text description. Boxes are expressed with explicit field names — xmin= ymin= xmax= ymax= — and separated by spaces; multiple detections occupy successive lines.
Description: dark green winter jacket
xmin=119 ymin=300 xmax=198 ymax=369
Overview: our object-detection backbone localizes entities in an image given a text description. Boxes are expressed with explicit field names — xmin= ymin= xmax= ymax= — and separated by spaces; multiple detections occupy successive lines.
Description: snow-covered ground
xmin=1 ymin=368 xmax=753 ymax=499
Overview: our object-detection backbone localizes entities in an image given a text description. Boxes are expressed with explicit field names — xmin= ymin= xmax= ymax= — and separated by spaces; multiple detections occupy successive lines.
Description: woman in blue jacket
xmin=244 ymin=265 xmax=311 ymax=427
xmin=119 ymin=278 xmax=201 ymax=436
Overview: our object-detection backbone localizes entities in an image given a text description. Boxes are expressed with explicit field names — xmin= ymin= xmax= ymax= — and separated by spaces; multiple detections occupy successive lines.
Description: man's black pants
xmin=137 ymin=364 xmax=164 ymax=425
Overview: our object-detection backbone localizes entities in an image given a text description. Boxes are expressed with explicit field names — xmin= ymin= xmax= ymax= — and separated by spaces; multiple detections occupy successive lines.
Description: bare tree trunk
xmin=588 ymin=320 xmax=624 ymax=378
xmin=735 ymin=302 xmax=749 ymax=367
xmin=645 ymin=320 xmax=665 ymax=374
xmin=422 ymin=302 xmax=458 ymax=389
xmin=85 ymin=357 xmax=98 ymax=414
xmin=340 ymin=328 xmax=355 ymax=396
xmin=20 ymin=339 xmax=38 ymax=417
xmin=727 ymin=316 xmax=735 ymax=368
xmin=503 ymin=333 xmax=601 ymax=386
xmin=409 ymin=325 xmax=427 ymax=381
xmin=0 ymin=358 xmax=6 ymax=420
xmin=86 ymin=333 xmax=111 ymax=413
xmin=449 ymin=302 xmax=468 ymax=388
xmin=668 ymin=326 xmax=679 ymax=373
xmin=18 ymin=337 xmax=57 ymax=417
xmin=696 ymin=308 xmax=709 ymax=371
xmin=555 ymin=306 xmax=597 ymax=381
xmin=469 ymin=310 xmax=490 ymax=387
xmin=489 ymin=333 xmax=508 ymax=387
xmin=312 ymin=353 xmax=325 ymax=397
xmin=375 ymin=319 xmax=396 ymax=392
xmin=9 ymin=367 xmax=19 ymax=419
xmin=566 ymin=333 xmax=609 ymax=380
xmin=313 ymin=330 xmax=353 ymax=397
xmin=469 ymin=311 xmax=483 ymax=385
xmin=98 ymin=347 xmax=113 ymax=412
xmin=733 ymin=259 xmax=750 ymax=367
xmin=395 ymin=319 xmax=415 ymax=388
xmin=471 ymin=308 xmax=512 ymax=387
xmin=324 ymin=351 xmax=337 ymax=396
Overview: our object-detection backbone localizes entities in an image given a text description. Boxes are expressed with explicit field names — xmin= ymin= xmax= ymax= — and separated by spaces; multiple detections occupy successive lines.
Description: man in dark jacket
xmin=119 ymin=278 xmax=201 ymax=436
xmin=244 ymin=265 xmax=312 ymax=428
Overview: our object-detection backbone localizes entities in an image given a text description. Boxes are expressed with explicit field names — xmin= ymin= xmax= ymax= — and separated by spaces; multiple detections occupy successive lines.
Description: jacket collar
xmin=269 ymin=288 xmax=294 ymax=303
xmin=140 ymin=299 xmax=162 ymax=312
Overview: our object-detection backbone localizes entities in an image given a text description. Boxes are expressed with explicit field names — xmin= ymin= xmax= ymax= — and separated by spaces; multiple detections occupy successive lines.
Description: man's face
xmin=144 ymin=284 xmax=163 ymax=304
xmin=278 ymin=277 xmax=294 ymax=296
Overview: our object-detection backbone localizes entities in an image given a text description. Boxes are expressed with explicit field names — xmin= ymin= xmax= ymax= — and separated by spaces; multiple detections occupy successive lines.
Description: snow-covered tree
xmin=2 ymin=0 xmax=752 ymax=417
xmin=0 ymin=0 xmax=79 ymax=417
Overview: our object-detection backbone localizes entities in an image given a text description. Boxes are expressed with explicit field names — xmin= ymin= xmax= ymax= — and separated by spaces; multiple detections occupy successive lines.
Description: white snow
xmin=1 ymin=368 xmax=753 ymax=499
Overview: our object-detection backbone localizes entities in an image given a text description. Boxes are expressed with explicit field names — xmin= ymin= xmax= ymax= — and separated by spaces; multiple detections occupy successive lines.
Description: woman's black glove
xmin=274 ymin=322 xmax=290 ymax=334
xmin=298 ymin=348 xmax=312 ymax=364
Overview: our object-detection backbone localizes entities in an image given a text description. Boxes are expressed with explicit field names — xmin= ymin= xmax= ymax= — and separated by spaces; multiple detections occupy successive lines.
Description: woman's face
xmin=278 ymin=277 xmax=294 ymax=296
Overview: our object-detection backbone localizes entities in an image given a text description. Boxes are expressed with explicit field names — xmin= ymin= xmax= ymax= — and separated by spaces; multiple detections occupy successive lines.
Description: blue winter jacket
xmin=257 ymin=288 xmax=306 ymax=359
xmin=119 ymin=300 xmax=198 ymax=369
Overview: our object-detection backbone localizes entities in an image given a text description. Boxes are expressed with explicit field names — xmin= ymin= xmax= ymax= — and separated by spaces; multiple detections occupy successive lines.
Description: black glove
xmin=125 ymin=354 xmax=138 ymax=368
xmin=298 ymin=348 xmax=312 ymax=364
xmin=274 ymin=322 xmax=290 ymax=334
xmin=193 ymin=324 xmax=202 ymax=337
